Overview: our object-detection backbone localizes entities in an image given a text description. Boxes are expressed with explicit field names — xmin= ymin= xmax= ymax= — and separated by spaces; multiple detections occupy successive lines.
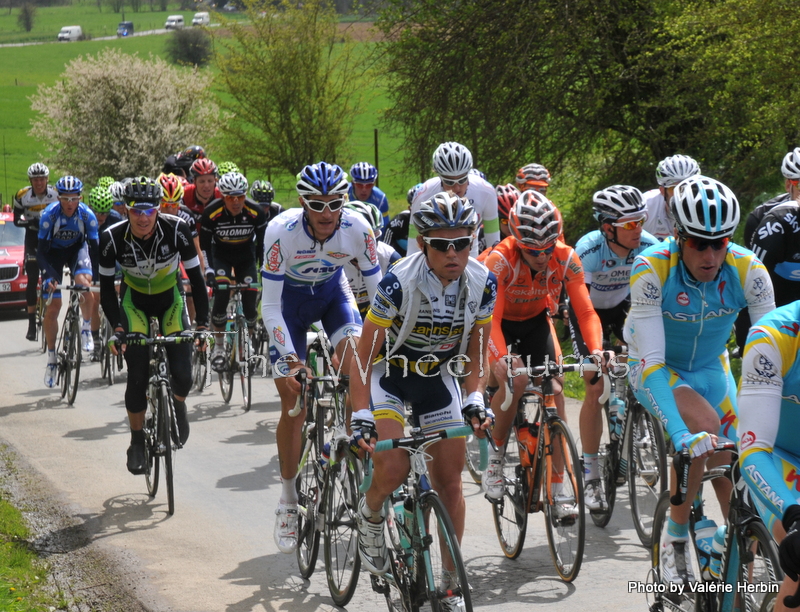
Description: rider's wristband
xmin=466 ymin=391 xmax=484 ymax=408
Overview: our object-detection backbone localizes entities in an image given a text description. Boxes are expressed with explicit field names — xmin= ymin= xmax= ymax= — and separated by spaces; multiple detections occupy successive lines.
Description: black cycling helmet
xmin=123 ymin=176 xmax=163 ymax=209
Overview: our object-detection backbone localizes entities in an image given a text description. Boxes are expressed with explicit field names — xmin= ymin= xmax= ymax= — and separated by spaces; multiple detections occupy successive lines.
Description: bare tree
xmin=17 ymin=2 xmax=35 ymax=31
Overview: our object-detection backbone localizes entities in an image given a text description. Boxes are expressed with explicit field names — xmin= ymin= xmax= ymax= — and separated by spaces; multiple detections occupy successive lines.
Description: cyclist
xmin=98 ymin=177 xmax=209 ymax=474
xmin=87 ymin=186 xmax=123 ymax=361
xmin=382 ymin=184 xmax=420 ymax=257
xmin=348 ymin=162 xmax=390 ymax=229
xmin=342 ymin=200 xmax=401 ymax=318
xmin=481 ymin=190 xmax=604 ymax=503
xmin=743 ymin=148 xmax=800 ymax=250
xmin=261 ymin=161 xmax=382 ymax=553
xmin=109 ymin=181 xmax=128 ymax=218
xmin=37 ymin=176 xmax=99 ymax=387
xmin=183 ymin=158 xmax=221 ymax=224
xmin=408 ymin=142 xmax=499 ymax=258
xmin=477 ymin=183 xmax=519 ymax=262
xmin=641 ymin=154 xmax=701 ymax=241
xmin=349 ymin=192 xmax=495 ymax=610
xmin=13 ymin=162 xmax=59 ymax=341
xmin=625 ymin=175 xmax=774 ymax=585
xmin=570 ymin=185 xmax=658 ymax=510
xmin=199 ymin=172 xmax=267 ymax=371
xmin=738 ymin=300 xmax=800 ymax=609
xmin=162 ymin=144 xmax=205 ymax=178
xmin=515 ymin=163 xmax=551 ymax=195
xmin=249 ymin=180 xmax=284 ymax=223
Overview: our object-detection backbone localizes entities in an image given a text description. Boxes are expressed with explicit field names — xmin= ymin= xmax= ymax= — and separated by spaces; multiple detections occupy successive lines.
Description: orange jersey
xmin=484 ymin=236 xmax=602 ymax=358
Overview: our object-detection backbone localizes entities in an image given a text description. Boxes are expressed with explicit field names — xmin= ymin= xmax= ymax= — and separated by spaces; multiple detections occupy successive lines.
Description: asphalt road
xmin=0 ymin=306 xmax=655 ymax=611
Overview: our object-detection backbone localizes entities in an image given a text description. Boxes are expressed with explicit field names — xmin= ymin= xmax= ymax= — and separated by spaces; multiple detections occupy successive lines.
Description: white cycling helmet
xmin=671 ymin=175 xmax=740 ymax=239
xmin=508 ymin=190 xmax=562 ymax=248
xmin=592 ymin=185 xmax=646 ymax=223
xmin=345 ymin=200 xmax=383 ymax=239
xmin=655 ymin=155 xmax=701 ymax=187
xmin=780 ymin=148 xmax=800 ymax=180
xmin=27 ymin=162 xmax=49 ymax=178
xmin=515 ymin=163 xmax=551 ymax=187
xmin=432 ymin=142 xmax=473 ymax=177
xmin=218 ymin=171 xmax=249 ymax=196
xmin=412 ymin=192 xmax=477 ymax=235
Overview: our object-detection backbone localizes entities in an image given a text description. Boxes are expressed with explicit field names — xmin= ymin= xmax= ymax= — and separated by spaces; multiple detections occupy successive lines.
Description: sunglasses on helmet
xmin=440 ymin=175 xmax=469 ymax=187
xmin=303 ymin=197 xmax=345 ymax=213
xmin=422 ymin=236 xmax=472 ymax=252
xmin=681 ymin=236 xmax=729 ymax=252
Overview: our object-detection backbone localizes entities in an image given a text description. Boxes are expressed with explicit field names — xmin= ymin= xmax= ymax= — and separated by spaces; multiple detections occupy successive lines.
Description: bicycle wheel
xmin=58 ymin=324 xmax=70 ymax=399
xmin=590 ymin=402 xmax=619 ymax=528
xmin=491 ymin=427 xmax=528 ymax=559
xmin=421 ymin=493 xmax=472 ymax=612
xmin=37 ymin=295 xmax=46 ymax=353
xmin=737 ymin=520 xmax=783 ymax=612
xmin=464 ymin=434 xmax=483 ymax=485
xmin=627 ymin=403 xmax=668 ymax=548
xmin=218 ymin=333 xmax=234 ymax=403
xmin=238 ymin=318 xmax=253 ymax=411
xmin=65 ymin=309 xmax=81 ymax=405
xmin=158 ymin=381 xmax=175 ymax=516
xmin=323 ymin=450 xmax=362 ymax=606
xmin=296 ymin=421 xmax=321 ymax=577
xmin=192 ymin=345 xmax=208 ymax=392
xmin=144 ymin=395 xmax=160 ymax=497
xmin=542 ymin=418 xmax=585 ymax=582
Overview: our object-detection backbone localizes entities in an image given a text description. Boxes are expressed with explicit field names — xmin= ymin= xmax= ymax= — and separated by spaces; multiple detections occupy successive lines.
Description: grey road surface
xmin=0 ymin=308 xmax=654 ymax=611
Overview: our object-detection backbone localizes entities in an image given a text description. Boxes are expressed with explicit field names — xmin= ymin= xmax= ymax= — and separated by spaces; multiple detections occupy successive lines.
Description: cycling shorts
xmin=370 ymin=360 xmax=464 ymax=433
xmin=748 ymin=446 xmax=800 ymax=533
xmin=628 ymin=352 xmax=738 ymax=443
xmin=119 ymin=284 xmax=189 ymax=337
xmin=210 ymin=252 xmax=258 ymax=327
xmin=42 ymin=244 xmax=92 ymax=299
xmin=569 ymin=296 xmax=629 ymax=358
xmin=491 ymin=310 xmax=560 ymax=370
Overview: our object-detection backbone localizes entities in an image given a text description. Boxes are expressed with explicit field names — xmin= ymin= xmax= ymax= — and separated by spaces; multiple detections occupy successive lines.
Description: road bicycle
xmin=125 ymin=319 xmax=196 ymax=516
xmin=362 ymin=425 xmax=488 ymax=612
xmin=215 ymin=283 xmax=259 ymax=411
xmin=590 ymin=347 xmax=668 ymax=547
xmin=190 ymin=323 xmax=210 ymax=392
xmin=648 ymin=442 xmax=782 ymax=612
xmin=49 ymin=283 xmax=94 ymax=405
xmin=490 ymin=358 xmax=601 ymax=582
xmin=36 ymin=285 xmax=47 ymax=353
xmin=98 ymin=309 xmax=124 ymax=385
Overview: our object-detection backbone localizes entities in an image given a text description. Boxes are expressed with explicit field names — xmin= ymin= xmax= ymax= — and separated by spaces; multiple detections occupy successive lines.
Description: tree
xmin=17 ymin=2 xmax=35 ymax=31
xmin=29 ymin=48 xmax=219 ymax=185
xmin=213 ymin=0 xmax=367 ymax=176
xmin=165 ymin=28 xmax=212 ymax=67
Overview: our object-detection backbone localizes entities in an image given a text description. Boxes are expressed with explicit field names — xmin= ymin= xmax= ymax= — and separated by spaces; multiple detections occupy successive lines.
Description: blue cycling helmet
xmin=412 ymin=192 xmax=477 ymax=235
xmin=671 ymin=175 xmax=739 ymax=239
xmin=296 ymin=162 xmax=349 ymax=197
xmin=55 ymin=175 xmax=83 ymax=194
xmin=349 ymin=162 xmax=378 ymax=184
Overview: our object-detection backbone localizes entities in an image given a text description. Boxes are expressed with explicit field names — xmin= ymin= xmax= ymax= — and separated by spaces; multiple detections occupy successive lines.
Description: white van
xmin=164 ymin=15 xmax=184 ymax=30
xmin=57 ymin=25 xmax=83 ymax=42
xmin=191 ymin=12 xmax=210 ymax=26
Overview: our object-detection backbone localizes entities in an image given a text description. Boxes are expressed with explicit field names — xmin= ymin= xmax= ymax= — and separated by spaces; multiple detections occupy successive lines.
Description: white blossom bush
xmin=30 ymin=48 xmax=219 ymax=183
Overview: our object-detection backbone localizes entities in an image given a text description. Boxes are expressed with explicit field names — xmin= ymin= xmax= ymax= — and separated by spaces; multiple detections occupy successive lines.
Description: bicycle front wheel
xmin=323 ymin=450 xmax=362 ymax=606
xmin=238 ymin=320 xmax=253 ymax=411
xmin=491 ymin=426 xmax=528 ymax=559
xmin=65 ymin=310 xmax=81 ymax=405
xmin=627 ymin=403 xmax=668 ymax=548
xmin=158 ymin=382 xmax=175 ymax=516
xmin=421 ymin=493 xmax=472 ymax=612
xmin=590 ymin=402 xmax=618 ymax=528
xmin=144 ymin=399 xmax=160 ymax=498
xmin=542 ymin=418 xmax=585 ymax=582
xmin=737 ymin=520 xmax=783 ymax=612
xmin=296 ymin=420 xmax=321 ymax=578
xmin=218 ymin=334 xmax=234 ymax=403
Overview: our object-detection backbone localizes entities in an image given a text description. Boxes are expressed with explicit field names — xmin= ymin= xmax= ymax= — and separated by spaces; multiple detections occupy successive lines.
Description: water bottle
xmin=609 ymin=395 xmax=625 ymax=441
xmin=319 ymin=441 xmax=331 ymax=470
xmin=709 ymin=525 xmax=727 ymax=579
xmin=694 ymin=518 xmax=718 ymax=580
xmin=517 ymin=423 xmax=538 ymax=467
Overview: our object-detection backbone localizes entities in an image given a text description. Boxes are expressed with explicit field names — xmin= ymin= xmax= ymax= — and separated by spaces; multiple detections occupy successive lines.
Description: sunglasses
xmin=521 ymin=244 xmax=556 ymax=257
xmin=440 ymin=175 xmax=469 ymax=187
xmin=304 ymin=197 xmax=345 ymax=213
xmin=59 ymin=196 xmax=80 ymax=203
xmin=422 ymin=236 xmax=472 ymax=252
xmin=127 ymin=206 xmax=158 ymax=217
xmin=681 ymin=236 xmax=729 ymax=252
xmin=612 ymin=218 xmax=646 ymax=230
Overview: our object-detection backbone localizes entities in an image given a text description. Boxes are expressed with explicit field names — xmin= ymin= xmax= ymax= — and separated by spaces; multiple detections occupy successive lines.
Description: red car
xmin=0 ymin=210 xmax=29 ymax=310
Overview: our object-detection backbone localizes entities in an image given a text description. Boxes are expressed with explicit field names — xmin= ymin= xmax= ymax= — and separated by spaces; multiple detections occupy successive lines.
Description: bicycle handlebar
xmin=359 ymin=425 xmax=489 ymax=493
xmin=123 ymin=334 xmax=197 ymax=346
xmin=670 ymin=441 xmax=738 ymax=506
xmin=214 ymin=283 xmax=262 ymax=290
xmin=499 ymin=361 xmax=610 ymax=412
xmin=287 ymin=369 xmax=307 ymax=417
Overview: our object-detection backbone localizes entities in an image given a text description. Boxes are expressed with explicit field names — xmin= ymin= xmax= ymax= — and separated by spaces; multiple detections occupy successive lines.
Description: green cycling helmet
xmin=217 ymin=161 xmax=240 ymax=176
xmin=96 ymin=176 xmax=115 ymax=190
xmin=88 ymin=186 xmax=114 ymax=214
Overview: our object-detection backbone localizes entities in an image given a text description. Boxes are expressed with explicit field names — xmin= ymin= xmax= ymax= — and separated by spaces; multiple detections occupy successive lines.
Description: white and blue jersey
xmin=348 ymin=183 xmax=390 ymax=229
xmin=575 ymin=229 xmax=658 ymax=309
xmin=36 ymin=201 xmax=99 ymax=282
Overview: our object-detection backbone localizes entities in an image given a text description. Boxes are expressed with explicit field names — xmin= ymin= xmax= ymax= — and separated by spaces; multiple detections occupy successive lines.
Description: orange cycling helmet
xmin=508 ymin=190 xmax=562 ymax=248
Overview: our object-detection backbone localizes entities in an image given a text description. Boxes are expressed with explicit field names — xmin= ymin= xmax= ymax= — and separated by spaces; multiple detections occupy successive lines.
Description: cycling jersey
xmin=173 ymin=206 xmax=198 ymax=239
xmin=641 ymin=189 xmax=674 ymax=241
xmin=343 ymin=241 xmax=401 ymax=318
xmin=253 ymin=201 xmax=284 ymax=224
xmin=13 ymin=185 xmax=58 ymax=231
xmin=99 ymin=209 xmax=124 ymax=233
xmin=383 ymin=210 xmax=410 ymax=257
xmin=484 ymin=236 xmax=602 ymax=361
xmin=261 ymin=207 xmax=382 ymax=360
xmin=750 ymin=201 xmax=800 ymax=307
xmin=37 ymin=201 xmax=99 ymax=281
xmin=407 ymin=175 xmax=500 ymax=257
xmin=743 ymin=192 xmax=791 ymax=249
xmin=347 ymin=184 xmax=390 ymax=228
xmin=183 ymin=184 xmax=222 ymax=220
xmin=625 ymin=238 xmax=774 ymax=443
xmin=575 ymin=229 xmax=658 ymax=310
xmin=199 ymin=198 xmax=267 ymax=272
xmin=738 ymin=301 xmax=800 ymax=524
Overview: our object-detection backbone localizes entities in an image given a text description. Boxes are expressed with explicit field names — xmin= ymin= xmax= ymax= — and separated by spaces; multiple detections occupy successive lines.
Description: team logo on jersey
xmin=272 ymin=326 xmax=285 ymax=345
xmin=364 ymin=233 xmax=378 ymax=265
xmin=606 ymin=259 xmax=617 ymax=268
xmin=718 ymin=281 xmax=726 ymax=306
xmin=676 ymin=291 xmax=689 ymax=306
xmin=780 ymin=322 xmax=800 ymax=337
xmin=327 ymin=252 xmax=349 ymax=259
xmin=286 ymin=219 xmax=298 ymax=231
xmin=740 ymin=430 xmax=756 ymax=450
xmin=755 ymin=355 xmax=776 ymax=378
xmin=266 ymin=241 xmax=282 ymax=272
xmin=161 ymin=245 xmax=170 ymax=256
xmin=445 ymin=295 xmax=456 ymax=307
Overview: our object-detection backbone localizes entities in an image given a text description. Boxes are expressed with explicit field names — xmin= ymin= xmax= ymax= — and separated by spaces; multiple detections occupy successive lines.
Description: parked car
xmin=117 ymin=21 xmax=134 ymax=37
xmin=164 ymin=15 xmax=184 ymax=30
xmin=191 ymin=12 xmax=210 ymax=26
xmin=0 ymin=210 xmax=28 ymax=310
xmin=57 ymin=25 xmax=83 ymax=42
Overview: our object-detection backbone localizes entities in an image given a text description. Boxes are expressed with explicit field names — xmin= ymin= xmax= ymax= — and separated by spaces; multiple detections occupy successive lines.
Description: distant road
xmin=0 ymin=24 xmax=219 ymax=48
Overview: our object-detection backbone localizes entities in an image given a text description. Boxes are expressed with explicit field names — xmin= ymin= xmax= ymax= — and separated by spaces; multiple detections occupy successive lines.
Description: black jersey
xmin=199 ymin=198 xmax=267 ymax=270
